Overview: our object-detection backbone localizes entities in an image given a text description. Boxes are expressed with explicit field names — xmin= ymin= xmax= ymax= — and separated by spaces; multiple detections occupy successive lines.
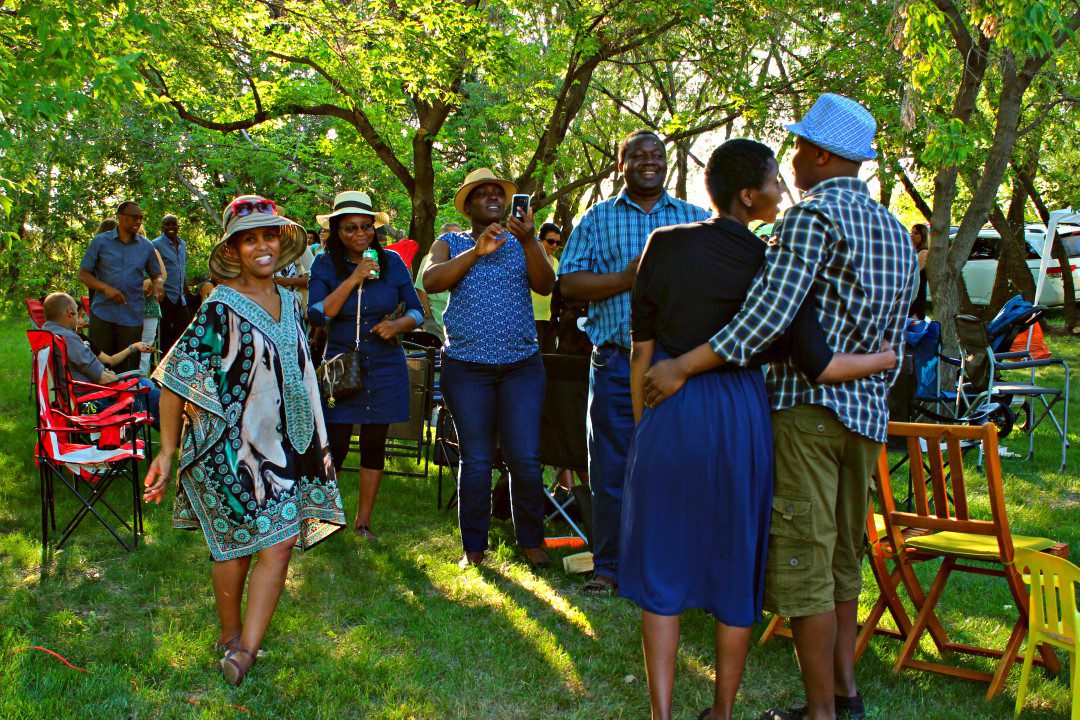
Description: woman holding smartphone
xmin=422 ymin=168 xmax=555 ymax=569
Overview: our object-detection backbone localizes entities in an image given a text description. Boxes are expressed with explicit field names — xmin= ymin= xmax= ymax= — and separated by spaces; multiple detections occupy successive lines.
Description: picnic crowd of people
xmin=44 ymin=93 xmax=918 ymax=720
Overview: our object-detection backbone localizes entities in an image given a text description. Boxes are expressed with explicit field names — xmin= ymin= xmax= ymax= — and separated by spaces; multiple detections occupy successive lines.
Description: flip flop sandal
xmin=213 ymin=635 xmax=241 ymax=654
xmin=759 ymin=709 xmax=806 ymax=720
xmin=220 ymin=647 xmax=257 ymax=687
xmin=581 ymin=575 xmax=618 ymax=596
xmin=354 ymin=525 xmax=377 ymax=540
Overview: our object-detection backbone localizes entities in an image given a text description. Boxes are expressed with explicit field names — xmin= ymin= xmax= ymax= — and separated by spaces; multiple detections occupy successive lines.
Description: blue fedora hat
xmin=785 ymin=93 xmax=877 ymax=162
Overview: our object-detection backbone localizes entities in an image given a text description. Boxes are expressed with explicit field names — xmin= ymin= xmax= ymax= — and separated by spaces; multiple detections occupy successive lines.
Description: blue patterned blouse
xmin=440 ymin=231 xmax=538 ymax=364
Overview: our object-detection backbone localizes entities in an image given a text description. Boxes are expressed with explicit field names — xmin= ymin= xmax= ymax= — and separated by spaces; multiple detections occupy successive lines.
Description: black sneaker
xmin=779 ymin=694 xmax=866 ymax=720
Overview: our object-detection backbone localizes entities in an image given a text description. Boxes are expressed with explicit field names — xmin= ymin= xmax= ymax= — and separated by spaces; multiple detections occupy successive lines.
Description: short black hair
xmin=618 ymin=129 xmax=664 ymax=164
xmin=704 ymin=139 xmax=776 ymax=212
xmin=538 ymin=222 xmax=561 ymax=240
xmin=116 ymin=200 xmax=138 ymax=215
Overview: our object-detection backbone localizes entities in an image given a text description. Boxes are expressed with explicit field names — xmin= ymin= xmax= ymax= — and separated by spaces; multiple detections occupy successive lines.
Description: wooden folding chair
xmin=879 ymin=421 xmax=1068 ymax=699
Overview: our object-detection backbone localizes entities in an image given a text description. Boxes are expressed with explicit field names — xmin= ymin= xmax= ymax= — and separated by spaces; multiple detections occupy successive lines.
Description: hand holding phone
xmin=506 ymin=203 xmax=535 ymax=246
xmin=510 ymin=194 xmax=531 ymax=221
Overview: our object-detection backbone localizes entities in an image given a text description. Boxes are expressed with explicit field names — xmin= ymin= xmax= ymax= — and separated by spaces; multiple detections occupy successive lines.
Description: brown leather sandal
xmin=214 ymin=635 xmax=241 ymax=654
xmin=220 ymin=647 xmax=257 ymax=687
xmin=581 ymin=574 xmax=618 ymax=596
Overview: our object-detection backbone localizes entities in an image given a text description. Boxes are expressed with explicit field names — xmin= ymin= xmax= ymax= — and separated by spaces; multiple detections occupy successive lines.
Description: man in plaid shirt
xmin=644 ymin=94 xmax=915 ymax=720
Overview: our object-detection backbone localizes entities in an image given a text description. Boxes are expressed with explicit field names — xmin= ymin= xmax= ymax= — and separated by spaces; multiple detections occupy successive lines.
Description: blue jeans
xmin=135 ymin=378 xmax=160 ymax=429
xmin=588 ymin=344 xmax=635 ymax=582
xmin=440 ymin=353 xmax=547 ymax=553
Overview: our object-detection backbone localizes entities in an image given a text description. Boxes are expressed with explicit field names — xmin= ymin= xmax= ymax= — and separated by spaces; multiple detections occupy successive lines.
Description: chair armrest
xmin=994 ymin=350 xmax=1032 ymax=360
xmin=116 ymin=370 xmax=144 ymax=380
xmin=938 ymin=354 xmax=961 ymax=367
xmin=1000 ymin=358 xmax=1067 ymax=371
xmin=71 ymin=378 xmax=148 ymax=396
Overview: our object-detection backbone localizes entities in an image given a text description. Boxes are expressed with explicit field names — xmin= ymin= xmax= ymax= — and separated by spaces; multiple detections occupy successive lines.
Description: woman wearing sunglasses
xmin=143 ymin=195 xmax=345 ymax=687
xmin=307 ymin=191 xmax=424 ymax=539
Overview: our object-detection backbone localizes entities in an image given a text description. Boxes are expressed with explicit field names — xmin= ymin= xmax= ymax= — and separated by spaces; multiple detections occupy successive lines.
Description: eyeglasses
xmin=119 ymin=212 xmax=144 ymax=222
xmin=340 ymin=223 xmax=374 ymax=234
xmin=230 ymin=198 xmax=277 ymax=218
xmin=543 ymin=238 xmax=563 ymax=247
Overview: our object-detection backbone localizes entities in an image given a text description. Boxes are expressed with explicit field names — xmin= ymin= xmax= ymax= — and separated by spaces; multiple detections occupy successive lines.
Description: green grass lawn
xmin=0 ymin=314 xmax=1076 ymax=719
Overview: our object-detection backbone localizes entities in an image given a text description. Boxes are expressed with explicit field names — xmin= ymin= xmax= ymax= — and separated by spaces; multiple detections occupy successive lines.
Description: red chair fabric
xmin=28 ymin=330 xmax=149 ymax=555
xmin=386 ymin=238 xmax=419 ymax=271
xmin=25 ymin=298 xmax=45 ymax=329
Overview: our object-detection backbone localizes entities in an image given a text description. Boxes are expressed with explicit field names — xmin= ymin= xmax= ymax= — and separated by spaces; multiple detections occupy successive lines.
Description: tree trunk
xmin=675 ymin=144 xmax=688 ymax=201
xmin=878 ymin=172 xmax=894 ymax=209
xmin=987 ymin=178 xmax=1036 ymax=313
xmin=410 ymin=130 xmax=438 ymax=257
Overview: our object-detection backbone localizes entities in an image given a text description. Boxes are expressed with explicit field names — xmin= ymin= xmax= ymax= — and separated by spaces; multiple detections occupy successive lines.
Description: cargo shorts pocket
xmin=765 ymin=538 xmax=815 ymax=604
xmin=770 ymin=496 xmax=811 ymax=540
xmin=793 ymin=410 xmax=842 ymax=437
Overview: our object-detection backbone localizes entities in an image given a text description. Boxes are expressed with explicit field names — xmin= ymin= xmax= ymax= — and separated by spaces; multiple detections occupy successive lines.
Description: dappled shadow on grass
xmin=0 ymin=310 xmax=1077 ymax=719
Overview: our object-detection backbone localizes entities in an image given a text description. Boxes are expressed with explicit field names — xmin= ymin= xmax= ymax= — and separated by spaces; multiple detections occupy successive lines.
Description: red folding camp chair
xmin=28 ymin=330 xmax=150 ymax=558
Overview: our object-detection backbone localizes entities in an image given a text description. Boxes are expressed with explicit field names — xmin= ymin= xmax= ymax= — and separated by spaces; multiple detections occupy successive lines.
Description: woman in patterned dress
xmin=422 ymin=168 xmax=555 ymax=569
xmin=143 ymin=195 xmax=345 ymax=686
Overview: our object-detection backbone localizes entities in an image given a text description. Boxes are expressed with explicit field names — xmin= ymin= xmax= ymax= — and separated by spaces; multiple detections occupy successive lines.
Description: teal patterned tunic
xmin=153 ymin=285 xmax=345 ymax=560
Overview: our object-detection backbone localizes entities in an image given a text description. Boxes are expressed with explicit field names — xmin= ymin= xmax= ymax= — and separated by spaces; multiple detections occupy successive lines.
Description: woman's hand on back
xmin=474 ymin=224 xmax=508 ymax=256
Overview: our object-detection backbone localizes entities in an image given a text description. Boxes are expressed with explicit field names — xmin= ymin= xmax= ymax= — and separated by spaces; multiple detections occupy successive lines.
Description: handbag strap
xmin=354 ymin=283 xmax=362 ymax=350
xmin=323 ymin=282 xmax=364 ymax=352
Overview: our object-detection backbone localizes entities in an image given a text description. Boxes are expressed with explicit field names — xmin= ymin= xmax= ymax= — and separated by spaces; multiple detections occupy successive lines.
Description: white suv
xmin=947 ymin=224 xmax=1080 ymax=306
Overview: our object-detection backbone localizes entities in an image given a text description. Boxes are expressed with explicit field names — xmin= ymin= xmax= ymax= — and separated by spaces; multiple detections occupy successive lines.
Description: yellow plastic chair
xmin=1015 ymin=548 xmax=1079 ymax=719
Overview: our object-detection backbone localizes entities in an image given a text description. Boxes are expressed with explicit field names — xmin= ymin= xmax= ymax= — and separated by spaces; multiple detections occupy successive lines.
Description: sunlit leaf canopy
xmin=3 ymin=0 xmax=1080 ymax=337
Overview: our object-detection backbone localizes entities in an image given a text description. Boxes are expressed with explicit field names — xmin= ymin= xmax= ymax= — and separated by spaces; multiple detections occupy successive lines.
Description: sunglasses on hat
xmin=230 ymin=198 xmax=277 ymax=218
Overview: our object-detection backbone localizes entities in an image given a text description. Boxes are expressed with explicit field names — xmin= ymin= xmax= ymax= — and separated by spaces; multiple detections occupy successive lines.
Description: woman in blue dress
xmin=422 ymin=168 xmax=556 ymax=569
xmin=620 ymin=140 xmax=896 ymax=720
xmin=308 ymin=191 xmax=424 ymax=539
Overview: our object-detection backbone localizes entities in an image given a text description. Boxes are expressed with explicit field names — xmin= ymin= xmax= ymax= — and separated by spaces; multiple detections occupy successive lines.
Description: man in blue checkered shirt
xmin=559 ymin=130 xmax=711 ymax=596
xmin=643 ymin=95 xmax=916 ymax=720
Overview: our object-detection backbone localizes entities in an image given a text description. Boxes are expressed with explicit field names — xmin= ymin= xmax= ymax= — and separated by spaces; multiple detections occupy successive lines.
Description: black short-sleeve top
xmin=630 ymin=217 xmax=833 ymax=377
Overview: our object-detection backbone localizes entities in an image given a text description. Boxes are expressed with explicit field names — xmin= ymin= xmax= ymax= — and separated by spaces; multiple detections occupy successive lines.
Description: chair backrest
xmin=904 ymin=318 xmax=942 ymax=399
xmin=954 ymin=314 xmax=993 ymax=391
xmin=25 ymin=298 xmax=45 ymax=329
xmin=878 ymin=421 xmax=1020 ymax=561
xmin=387 ymin=347 xmax=435 ymax=442
xmin=986 ymin=295 xmax=1043 ymax=353
xmin=27 ymin=330 xmax=79 ymax=459
xmin=539 ymin=353 xmax=589 ymax=471
xmin=1015 ymin=548 xmax=1079 ymax=649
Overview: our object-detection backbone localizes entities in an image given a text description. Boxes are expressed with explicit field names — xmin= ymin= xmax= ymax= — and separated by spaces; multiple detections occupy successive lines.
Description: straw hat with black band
xmin=209 ymin=195 xmax=307 ymax=280
xmin=317 ymin=191 xmax=389 ymax=230
xmin=454 ymin=168 xmax=517 ymax=216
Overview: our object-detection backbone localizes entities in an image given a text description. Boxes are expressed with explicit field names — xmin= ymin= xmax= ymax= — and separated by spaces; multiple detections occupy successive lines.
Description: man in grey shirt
xmin=41 ymin=293 xmax=118 ymax=387
xmin=151 ymin=214 xmax=190 ymax=354
xmin=79 ymin=201 xmax=164 ymax=372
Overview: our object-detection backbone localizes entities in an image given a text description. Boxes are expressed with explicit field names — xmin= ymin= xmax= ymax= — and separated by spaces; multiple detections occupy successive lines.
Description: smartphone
xmin=510 ymin=194 xmax=531 ymax=221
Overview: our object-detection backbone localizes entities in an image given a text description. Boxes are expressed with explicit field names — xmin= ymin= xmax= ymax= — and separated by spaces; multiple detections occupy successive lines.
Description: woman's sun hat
xmin=208 ymin=195 xmax=307 ymax=280
xmin=785 ymin=93 xmax=878 ymax=163
xmin=453 ymin=168 xmax=517 ymax=215
xmin=316 ymin=191 xmax=388 ymax=230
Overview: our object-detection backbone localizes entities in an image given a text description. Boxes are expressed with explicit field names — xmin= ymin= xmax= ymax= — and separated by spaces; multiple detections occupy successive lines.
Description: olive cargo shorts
xmin=763 ymin=404 xmax=881 ymax=618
